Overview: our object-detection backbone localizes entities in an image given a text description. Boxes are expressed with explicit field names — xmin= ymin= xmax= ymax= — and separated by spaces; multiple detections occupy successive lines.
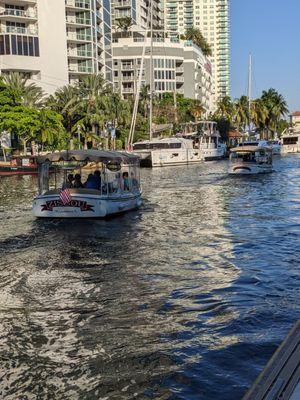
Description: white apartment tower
xmin=164 ymin=0 xmax=230 ymax=101
xmin=0 ymin=0 xmax=112 ymax=93
xmin=111 ymin=0 xmax=161 ymax=32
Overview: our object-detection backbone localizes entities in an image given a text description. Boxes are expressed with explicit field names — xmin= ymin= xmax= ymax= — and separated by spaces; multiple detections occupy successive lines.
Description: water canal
xmin=0 ymin=155 xmax=299 ymax=399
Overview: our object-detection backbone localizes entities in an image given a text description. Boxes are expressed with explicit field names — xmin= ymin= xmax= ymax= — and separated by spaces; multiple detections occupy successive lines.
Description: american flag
xmin=59 ymin=188 xmax=71 ymax=205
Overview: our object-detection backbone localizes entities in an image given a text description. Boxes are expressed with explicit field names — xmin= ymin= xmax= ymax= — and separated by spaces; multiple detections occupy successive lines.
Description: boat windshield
xmin=283 ymin=137 xmax=299 ymax=145
xmin=133 ymin=142 xmax=182 ymax=150
xmin=38 ymin=161 xmax=140 ymax=196
xmin=230 ymin=151 xmax=256 ymax=163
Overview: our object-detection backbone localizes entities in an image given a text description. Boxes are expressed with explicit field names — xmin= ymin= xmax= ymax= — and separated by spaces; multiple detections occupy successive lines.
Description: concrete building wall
xmin=112 ymin=36 xmax=213 ymax=113
xmin=164 ymin=0 xmax=230 ymax=103
xmin=38 ymin=0 xmax=69 ymax=93
xmin=0 ymin=0 xmax=110 ymax=94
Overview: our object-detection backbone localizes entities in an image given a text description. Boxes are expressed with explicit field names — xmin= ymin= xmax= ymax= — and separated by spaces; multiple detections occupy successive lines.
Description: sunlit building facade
xmin=0 ymin=0 xmax=112 ymax=93
xmin=164 ymin=0 xmax=230 ymax=102
xmin=112 ymin=36 xmax=213 ymax=113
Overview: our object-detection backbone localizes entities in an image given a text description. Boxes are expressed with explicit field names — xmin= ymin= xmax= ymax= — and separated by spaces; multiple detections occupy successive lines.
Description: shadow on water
xmin=0 ymin=156 xmax=299 ymax=399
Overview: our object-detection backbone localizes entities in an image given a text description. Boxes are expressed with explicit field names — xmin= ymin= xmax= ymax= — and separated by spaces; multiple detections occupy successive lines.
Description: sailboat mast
xmin=248 ymin=53 xmax=252 ymax=135
xmin=149 ymin=0 xmax=154 ymax=141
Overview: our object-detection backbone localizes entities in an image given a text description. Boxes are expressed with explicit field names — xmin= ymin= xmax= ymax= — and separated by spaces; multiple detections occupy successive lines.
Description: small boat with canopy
xmin=33 ymin=150 xmax=142 ymax=218
xmin=228 ymin=145 xmax=273 ymax=175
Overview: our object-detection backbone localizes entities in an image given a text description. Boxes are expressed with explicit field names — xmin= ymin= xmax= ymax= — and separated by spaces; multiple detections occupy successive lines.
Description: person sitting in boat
xmin=122 ymin=172 xmax=130 ymax=191
xmin=73 ymin=173 xmax=84 ymax=188
xmin=62 ymin=174 xmax=74 ymax=189
xmin=84 ymin=173 xmax=97 ymax=189
xmin=130 ymin=172 xmax=139 ymax=189
xmin=93 ymin=170 xmax=102 ymax=190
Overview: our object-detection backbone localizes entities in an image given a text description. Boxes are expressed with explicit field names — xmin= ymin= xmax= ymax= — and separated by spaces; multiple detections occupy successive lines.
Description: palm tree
xmin=251 ymin=98 xmax=268 ymax=137
xmin=46 ymin=84 xmax=79 ymax=135
xmin=190 ymin=100 xmax=206 ymax=122
xmin=215 ymin=96 xmax=234 ymax=121
xmin=75 ymin=74 xmax=109 ymax=146
xmin=183 ymin=28 xmax=212 ymax=57
xmin=233 ymin=95 xmax=249 ymax=132
xmin=115 ymin=17 xmax=133 ymax=36
xmin=3 ymin=72 xmax=44 ymax=107
xmin=261 ymin=89 xmax=289 ymax=138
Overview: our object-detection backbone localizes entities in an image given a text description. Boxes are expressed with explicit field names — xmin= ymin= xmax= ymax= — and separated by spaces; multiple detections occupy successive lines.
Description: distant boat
xmin=0 ymin=155 xmax=40 ymax=176
xmin=281 ymin=129 xmax=300 ymax=154
xmin=228 ymin=143 xmax=273 ymax=175
xmin=198 ymin=121 xmax=227 ymax=161
xmin=132 ymin=137 xmax=203 ymax=167
xmin=268 ymin=140 xmax=282 ymax=155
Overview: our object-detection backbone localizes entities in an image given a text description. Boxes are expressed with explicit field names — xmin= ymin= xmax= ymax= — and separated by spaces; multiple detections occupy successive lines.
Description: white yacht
xmin=198 ymin=121 xmax=227 ymax=161
xmin=32 ymin=150 xmax=142 ymax=218
xmin=281 ymin=130 xmax=300 ymax=153
xmin=132 ymin=137 xmax=203 ymax=167
xmin=228 ymin=145 xmax=273 ymax=175
xmin=268 ymin=140 xmax=282 ymax=155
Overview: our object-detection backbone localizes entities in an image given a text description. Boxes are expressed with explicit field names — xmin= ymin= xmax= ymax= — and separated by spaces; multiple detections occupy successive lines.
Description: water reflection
xmin=0 ymin=157 xmax=299 ymax=399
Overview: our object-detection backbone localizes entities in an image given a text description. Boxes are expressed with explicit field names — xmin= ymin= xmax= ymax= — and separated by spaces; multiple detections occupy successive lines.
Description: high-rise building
xmin=111 ymin=0 xmax=161 ymax=32
xmin=164 ymin=0 xmax=230 ymax=102
xmin=112 ymin=36 xmax=213 ymax=113
xmin=0 ymin=0 xmax=112 ymax=93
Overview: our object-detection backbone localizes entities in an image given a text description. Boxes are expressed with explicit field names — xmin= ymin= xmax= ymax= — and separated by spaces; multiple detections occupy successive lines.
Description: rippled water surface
xmin=0 ymin=156 xmax=299 ymax=400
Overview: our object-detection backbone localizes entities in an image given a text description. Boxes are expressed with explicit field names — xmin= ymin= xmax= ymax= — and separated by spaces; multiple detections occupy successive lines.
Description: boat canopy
xmin=36 ymin=150 xmax=140 ymax=165
xmin=230 ymin=146 xmax=272 ymax=153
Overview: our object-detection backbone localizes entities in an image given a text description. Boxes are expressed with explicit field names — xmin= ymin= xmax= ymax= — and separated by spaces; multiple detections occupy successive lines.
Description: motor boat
xmin=228 ymin=145 xmax=273 ymax=175
xmin=281 ymin=130 xmax=300 ymax=153
xmin=0 ymin=155 xmax=40 ymax=176
xmin=198 ymin=121 xmax=226 ymax=161
xmin=132 ymin=137 xmax=203 ymax=167
xmin=32 ymin=150 xmax=142 ymax=218
xmin=268 ymin=140 xmax=282 ymax=155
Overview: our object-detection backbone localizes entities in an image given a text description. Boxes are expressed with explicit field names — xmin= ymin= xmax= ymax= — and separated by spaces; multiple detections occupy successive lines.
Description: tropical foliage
xmin=182 ymin=28 xmax=212 ymax=56
xmin=0 ymin=71 xmax=289 ymax=154
xmin=212 ymin=88 xmax=289 ymax=140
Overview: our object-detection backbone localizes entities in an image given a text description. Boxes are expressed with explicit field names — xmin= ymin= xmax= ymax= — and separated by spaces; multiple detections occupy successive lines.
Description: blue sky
xmin=230 ymin=0 xmax=300 ymax=112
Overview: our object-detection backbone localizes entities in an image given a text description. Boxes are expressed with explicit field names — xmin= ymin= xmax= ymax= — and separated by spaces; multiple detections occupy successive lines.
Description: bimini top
xmin=230 ymin=145 xmax=272 ymax=153
xmin=36 ymin=150 xmax=140 ymax=165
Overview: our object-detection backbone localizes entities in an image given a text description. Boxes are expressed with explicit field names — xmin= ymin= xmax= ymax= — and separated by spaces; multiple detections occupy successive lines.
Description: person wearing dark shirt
xmin=94 ymin=170 xmax=102 ymax=190
xmin=85 ymin=173 xmax=97 ymax=189
xmin=73 ymin=174 xmax=84 ymax=188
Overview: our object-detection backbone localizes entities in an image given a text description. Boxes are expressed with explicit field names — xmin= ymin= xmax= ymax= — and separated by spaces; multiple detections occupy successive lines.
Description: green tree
xmin=46 ymin=85 xmax=79 ymax=135
xmin=115 ymin=17 xmax=133 ymax=32
xmin=234 ymin=95 xmax=249 ymax=131
xmin=182 ymin=28 xmax=212 ymax=56
xmin=3 ymin=73 xmax=44 ymax=107
xmin=214 ymin=96 xmax=234 ymax=121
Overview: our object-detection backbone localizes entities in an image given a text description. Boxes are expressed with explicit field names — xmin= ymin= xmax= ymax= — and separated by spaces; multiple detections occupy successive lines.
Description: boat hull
xmin=0 ymin=167 xmax=38 ymax=176
xmin=33 ymin=192 xmax=142 ymax=218
xmin=228 ymin=163 xmax=273 ymax=175
xmin=201 ymin=147 xmax=226 ymax=161
xmin=135 ymin=149 xmax=204 ymax=167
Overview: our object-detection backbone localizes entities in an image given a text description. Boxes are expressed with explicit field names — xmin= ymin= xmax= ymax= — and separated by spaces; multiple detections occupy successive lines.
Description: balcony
xmin=1 ymin=26 xmax=38 ymax=35
xmin=176 ymin=76 xmax=184 ymax=82
xmin=68 ymin=65 xmax=93 ymax=74
xmin=68 ymin=49 xmax=93 ymax=59
xmin=66 ymin=16 xmax=91 ymax=27
xmin=0 ymin=8 xmax=37 ymax=22
xmin=65 ymin=0 xmax=91 ymax=11
xmin=114 ymin=0 xmax=131 ymax=8
xmin=121 ymin=64 xmax=134 ymax=70
xmin=67 ymin=32 xmax=92 ymax=42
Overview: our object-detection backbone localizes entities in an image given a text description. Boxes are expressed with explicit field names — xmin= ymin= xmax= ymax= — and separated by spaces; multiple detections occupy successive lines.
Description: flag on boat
xmin=59 ymin=188 xmax=71 ymax=205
